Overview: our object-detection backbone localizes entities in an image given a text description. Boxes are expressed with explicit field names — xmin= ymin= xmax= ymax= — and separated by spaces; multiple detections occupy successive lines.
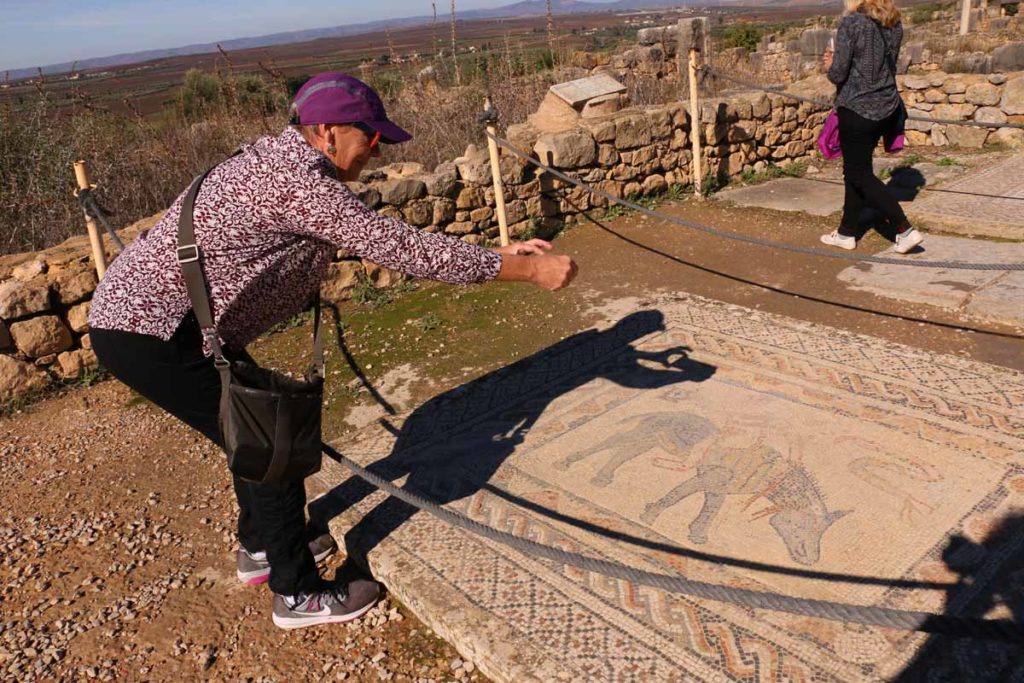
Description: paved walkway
xmin=713 ymin=153 xmax=1024 ymax=240
xmin=309 ymin=295 xmax=1024 ymax=682
xmin=838 ymin=235 xmax=1024 ymax=328
xmin=712 ymin=154 xmax=1024 ymax=329
xmin=908 ymin=154 xmax=1024 ymax=240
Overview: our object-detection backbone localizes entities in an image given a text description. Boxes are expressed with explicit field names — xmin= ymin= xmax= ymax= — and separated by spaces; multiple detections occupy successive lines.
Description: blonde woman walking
xmin=821 ymin=0 xmax=924 ymax=254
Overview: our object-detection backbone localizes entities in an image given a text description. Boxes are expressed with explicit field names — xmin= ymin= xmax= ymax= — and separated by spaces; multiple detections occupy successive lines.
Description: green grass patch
xmin=351 ymin=280 xmax=418 ymax=309
xmin=736 ymin=160 xmax=808 ymax=187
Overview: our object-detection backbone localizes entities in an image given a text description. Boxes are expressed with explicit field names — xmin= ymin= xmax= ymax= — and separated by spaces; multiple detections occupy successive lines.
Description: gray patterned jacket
xmin=827 ymin=12 xmax=903 ymax=121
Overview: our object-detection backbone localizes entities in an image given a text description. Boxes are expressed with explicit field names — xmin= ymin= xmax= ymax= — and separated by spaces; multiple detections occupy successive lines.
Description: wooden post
xmin=483 ymin=98 xmax=511 ymax=247
xmin=73 ymin=160 xmax=108 ymax=279
xmin=960 ymin=0 xmax=972 ymax=35
xmin=688 ymin=47 xmax=704 ymax=200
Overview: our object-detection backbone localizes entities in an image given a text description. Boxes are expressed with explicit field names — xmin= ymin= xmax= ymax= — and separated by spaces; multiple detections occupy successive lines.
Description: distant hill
xmin=4 ymin=0 xmax=705 ymax=80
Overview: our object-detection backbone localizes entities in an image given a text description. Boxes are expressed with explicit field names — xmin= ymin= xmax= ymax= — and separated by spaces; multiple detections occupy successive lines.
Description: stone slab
xmin=837 ymin=235 xmax=1024 ymax=327
xmin=310 ymin=295 xmax=1024 ymax=683
xmin=966 ymin=271 xmax=1024 ymax=323
xmin=907 ymin=153 xmax=1024 ymax=239
xmin=714 ymin=177 xmax=844 ymax=216
xmin=549 ymin=74 xmax=626 ymax=108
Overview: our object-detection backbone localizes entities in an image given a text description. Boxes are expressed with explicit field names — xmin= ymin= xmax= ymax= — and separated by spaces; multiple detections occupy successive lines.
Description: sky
xmin=0 ymin=0 xmax=565 ymax=72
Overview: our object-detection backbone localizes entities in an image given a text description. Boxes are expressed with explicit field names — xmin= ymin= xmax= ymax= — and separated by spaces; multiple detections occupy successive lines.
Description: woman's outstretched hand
xmin=530 ymin=253 xmax=578 ymax=291
xmin=491 ymin=238 xmax=553 ymax=256
xmin=493 ymin=239 xmax=578 ymax=291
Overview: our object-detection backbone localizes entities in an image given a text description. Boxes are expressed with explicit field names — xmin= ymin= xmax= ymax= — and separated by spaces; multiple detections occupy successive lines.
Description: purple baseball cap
xmin=290 ymin=72 xmax=412 ymax=144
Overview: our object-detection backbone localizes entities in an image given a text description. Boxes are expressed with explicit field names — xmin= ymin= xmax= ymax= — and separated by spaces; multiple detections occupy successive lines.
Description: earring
xmin=326 ymin=144 xmax=336 ymax=155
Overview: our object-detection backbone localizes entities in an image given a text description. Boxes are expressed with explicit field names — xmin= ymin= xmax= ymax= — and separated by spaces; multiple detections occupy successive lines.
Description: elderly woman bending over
xmin=89 ymin=73 xmax=577 ymax=630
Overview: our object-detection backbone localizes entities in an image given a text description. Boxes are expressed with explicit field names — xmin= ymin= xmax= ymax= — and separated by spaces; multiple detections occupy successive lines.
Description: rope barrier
xmin=702 ymin=66 xmax=1024 ymax=131
xmin=485 ymin=131 xmax=1024 ymax=272
xmin=74 ymin=187 xmax=125 ymax=251
xmin=321 ymin=443 xmax=1023 ymax=641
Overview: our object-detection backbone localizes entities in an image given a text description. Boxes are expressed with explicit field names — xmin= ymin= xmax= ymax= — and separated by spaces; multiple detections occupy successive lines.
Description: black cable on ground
xmin=544 ymin=188 xmax=1024 ymax=341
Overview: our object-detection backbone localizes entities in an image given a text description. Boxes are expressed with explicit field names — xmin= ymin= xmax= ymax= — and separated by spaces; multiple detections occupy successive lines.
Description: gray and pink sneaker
xmin=272 ymin=580 xmax=381 ymax=629
xmin=236 ymin=533 xmax=338 ymax=586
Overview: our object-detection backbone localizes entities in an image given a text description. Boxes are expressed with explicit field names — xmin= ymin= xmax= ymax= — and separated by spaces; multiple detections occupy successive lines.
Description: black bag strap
xmin=873 ymin=19 xmax=898 ymax=77
xmin=175 ymin=163 xmax=324 ymax=377
xmin=177 ymin=170 xmax=227 ymax=364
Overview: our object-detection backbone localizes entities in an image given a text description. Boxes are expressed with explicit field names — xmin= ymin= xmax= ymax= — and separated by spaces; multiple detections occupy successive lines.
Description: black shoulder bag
xmin=176 ymin=168 xmax=324 ymax=484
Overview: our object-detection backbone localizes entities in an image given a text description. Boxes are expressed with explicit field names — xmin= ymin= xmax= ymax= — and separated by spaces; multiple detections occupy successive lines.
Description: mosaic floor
xmin=908 ymin=153 xmax=1024 ymax=240
xmin=311 ymin=295 xmax=1024 ymax=683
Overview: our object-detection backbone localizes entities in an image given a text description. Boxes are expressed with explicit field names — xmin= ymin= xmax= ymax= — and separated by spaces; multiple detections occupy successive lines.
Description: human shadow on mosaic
xmin=895 ymin=513 xmax=1024 ymax=681
xmin=311 ymin=309 xmax=716 ymax=563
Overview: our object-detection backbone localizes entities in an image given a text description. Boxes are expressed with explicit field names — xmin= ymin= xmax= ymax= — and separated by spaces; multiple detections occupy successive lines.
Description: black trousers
xmin=837 ymin=106 xmax=909 ymax=237
xmin=91 ymin=312 xmax=320 ymax=596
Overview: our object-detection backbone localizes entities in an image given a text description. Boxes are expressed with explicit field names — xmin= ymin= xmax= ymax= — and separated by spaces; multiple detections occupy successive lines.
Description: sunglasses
xmin=347 ymin=122 xmax=381 ymax=150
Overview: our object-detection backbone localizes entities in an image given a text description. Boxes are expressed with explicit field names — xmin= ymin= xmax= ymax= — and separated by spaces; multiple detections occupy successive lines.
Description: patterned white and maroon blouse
xmin=89 ymin=127 xmax=502 ymax=351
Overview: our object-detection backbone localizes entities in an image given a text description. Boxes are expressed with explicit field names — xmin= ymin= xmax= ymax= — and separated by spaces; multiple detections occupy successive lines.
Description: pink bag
xmin=883 ymin=131 xmax=905 ymax=153
xmin=817 ymin=109 xmax=842 ymax=160
xmin=817 ymin=109 xmax=906 ymax=158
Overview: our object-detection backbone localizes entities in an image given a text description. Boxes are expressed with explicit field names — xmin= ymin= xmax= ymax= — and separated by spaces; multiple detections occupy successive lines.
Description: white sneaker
xmin=894 ymin=227 xmax=924 ymax=254
xmin=820 ymin=230 xmax=856 ymax=251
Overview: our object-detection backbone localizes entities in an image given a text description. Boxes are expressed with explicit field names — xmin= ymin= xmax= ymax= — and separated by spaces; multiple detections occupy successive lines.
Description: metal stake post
xmin=483 ymin=97 xmax=511 ymax=247
xmin=73 ymin=160 xmax=108 ymax=279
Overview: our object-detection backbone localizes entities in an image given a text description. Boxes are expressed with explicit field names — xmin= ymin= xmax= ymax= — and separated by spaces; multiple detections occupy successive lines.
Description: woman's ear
xmin=317 ymin=123 xmax=332 ymax=146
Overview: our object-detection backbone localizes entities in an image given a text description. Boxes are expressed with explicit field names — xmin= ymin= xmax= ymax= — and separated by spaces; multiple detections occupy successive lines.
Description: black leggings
xmin=837 ymin=106 xmax=909 ymax=237
xmin=91 ymin=312 xmax=320 ymax=596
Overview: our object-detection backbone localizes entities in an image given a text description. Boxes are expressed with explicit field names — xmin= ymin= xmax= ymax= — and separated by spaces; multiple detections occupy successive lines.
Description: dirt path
xmin=1 ymin=195 xmax=1020 ymax=682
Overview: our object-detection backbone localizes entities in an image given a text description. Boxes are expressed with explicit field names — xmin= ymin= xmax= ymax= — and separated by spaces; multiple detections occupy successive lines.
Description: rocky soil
xmin=0 ymin=381 xmax=490 ymax=682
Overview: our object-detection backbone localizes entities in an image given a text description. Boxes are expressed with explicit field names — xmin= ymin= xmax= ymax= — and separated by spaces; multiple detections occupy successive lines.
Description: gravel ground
xmin=0 ymin=381 xmax=487 ymax=682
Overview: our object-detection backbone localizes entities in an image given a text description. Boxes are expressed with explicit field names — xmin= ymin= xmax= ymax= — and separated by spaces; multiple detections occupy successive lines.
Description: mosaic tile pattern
xmin=313 ymin=295 xmax=1024 ymax=683
xmin=909 ymin=153 xmax=1024 ymax=237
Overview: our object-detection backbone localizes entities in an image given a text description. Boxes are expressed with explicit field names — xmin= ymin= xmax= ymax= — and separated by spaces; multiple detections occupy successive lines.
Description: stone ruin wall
xmin=724 ymin=16 xmax=1019 ymax=80
xmin=4 ymin=18 xmax=1024 ymax=404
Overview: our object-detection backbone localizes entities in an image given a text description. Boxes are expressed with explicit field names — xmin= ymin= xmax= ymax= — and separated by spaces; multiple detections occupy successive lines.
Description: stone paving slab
xmin=905 ymin=154 xmax=1024 ymax=240
xmin=837 ymin=235 xmax=1024 ymax=327
xmin=714 ymin=176 xmax=844 ymax=216
xmin=713 ymin=153 xmax=1024 ymax=242
xmin=310 ymin=295 xmax=1024 ymax=682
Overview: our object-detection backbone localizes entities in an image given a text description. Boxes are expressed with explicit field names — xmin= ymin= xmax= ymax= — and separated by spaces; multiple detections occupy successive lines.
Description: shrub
xmin=179 ymin=69 xmax=223 ymax=120
xmin=233 ymin=74 xmax=285 ymax=115
xmin=720 ymin=24 xmax=763 ymax=52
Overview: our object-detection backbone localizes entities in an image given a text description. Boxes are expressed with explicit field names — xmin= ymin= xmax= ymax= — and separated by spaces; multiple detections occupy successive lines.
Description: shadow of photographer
xmin=309 ymin=308 xmax=716 ymax=569
xmin=895 ymin=512 xmax=1024 ymax=681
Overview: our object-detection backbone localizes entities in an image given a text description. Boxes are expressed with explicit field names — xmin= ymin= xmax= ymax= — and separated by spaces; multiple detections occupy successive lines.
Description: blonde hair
xmin=846 ymin=0 xmax=901 ymax=27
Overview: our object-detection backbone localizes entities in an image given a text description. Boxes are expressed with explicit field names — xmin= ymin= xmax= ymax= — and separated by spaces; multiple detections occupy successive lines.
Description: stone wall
xmin=0 ymin=239 xmax=109 ymax=403
xmin=898 ymin=39 xmax=1024 ymax=75
xmin=900 ymin=71 xmax=1024 ymax=148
